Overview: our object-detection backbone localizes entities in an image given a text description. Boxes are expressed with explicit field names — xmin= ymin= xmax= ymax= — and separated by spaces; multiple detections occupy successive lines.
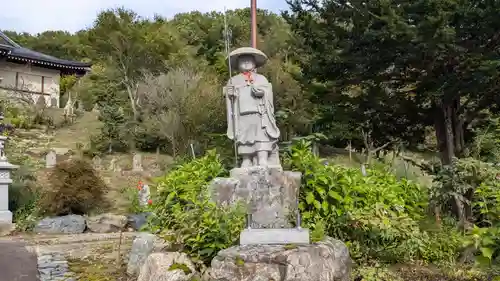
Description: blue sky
xmin=2 ymin=0 xmax=288 ymax=34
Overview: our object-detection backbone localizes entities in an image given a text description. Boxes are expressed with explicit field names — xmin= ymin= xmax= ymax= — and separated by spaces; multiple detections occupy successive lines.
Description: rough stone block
xmin=86 ymin=213 xmax=128 ymax=233
xmin=209 ymin=237 xmax=352 ymax=281
xmin=210 ymin=166 xmax=301 ymax=229
xmin=138 ymin=252 xmax=196 ymax=281
xmin=34 ymin=215 xmax=86 ymax=234
xmin=127 ymin=233 xmax=168 ymax=276
xmin=240 ymin=228 xmax=310 ymax=245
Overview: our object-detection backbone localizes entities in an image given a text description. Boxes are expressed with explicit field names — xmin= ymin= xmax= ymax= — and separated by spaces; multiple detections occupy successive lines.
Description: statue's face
xmin=237 ymin=55 xmax=256 ymax=72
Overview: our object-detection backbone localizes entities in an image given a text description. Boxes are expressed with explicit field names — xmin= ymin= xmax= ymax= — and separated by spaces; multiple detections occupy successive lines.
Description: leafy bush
xmin=465 ymin=181 xmax=500 ymax=267
xmin=9 ymin=165 xmax=40 ymax=231
xmin=283 ymin=140 xmax=462 ymax=264
xmin=430 ymin=158 xmax=500 ymax=223
xmin=122 ymin=184 xmax=144 ymax=214
xmin=39 ymin=158 xmax=108 ymax=216
xmin=147 ymin=150 xmax=245 ymax=268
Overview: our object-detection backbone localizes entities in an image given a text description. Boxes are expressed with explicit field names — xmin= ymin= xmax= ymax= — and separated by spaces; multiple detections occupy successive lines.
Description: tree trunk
xmin=125 ymin=83 xmax=139 ymax=120
xmin=434 ymin=104 xmax=453 ymax=164
xmin=434 ymin=100 xmax=468 ymax=225
xmin=444 ymin=103 xmax=455 ymax=164
xmin=452 ymin=98 xmax=465 ymax=157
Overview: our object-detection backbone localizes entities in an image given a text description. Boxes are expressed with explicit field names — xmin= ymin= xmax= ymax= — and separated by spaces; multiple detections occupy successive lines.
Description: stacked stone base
xmin=209 ymin=237 xmax=351 ymax=281
xmin=209 ymin=167 xmax=351 ymax=280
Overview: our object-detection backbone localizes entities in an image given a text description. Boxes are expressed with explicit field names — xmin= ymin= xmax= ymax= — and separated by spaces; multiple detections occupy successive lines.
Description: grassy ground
xmin=68 ymin=258 xmax=131 ymax=281
xmin=50 ymin=110 xmax=103 ymax=150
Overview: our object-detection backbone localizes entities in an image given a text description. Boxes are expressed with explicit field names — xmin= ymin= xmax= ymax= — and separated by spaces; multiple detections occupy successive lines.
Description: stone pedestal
xmin=0 ymin=136 xmax=18 ymax=225
xmin=210 ymin=166 xmax=301 ymax=229
xmin=209 ymin=237 xmax=352 ymax=281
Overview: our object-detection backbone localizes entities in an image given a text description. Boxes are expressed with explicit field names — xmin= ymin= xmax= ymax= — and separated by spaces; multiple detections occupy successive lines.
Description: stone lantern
xmin=0 ymin=113 xmax=18 ymax=225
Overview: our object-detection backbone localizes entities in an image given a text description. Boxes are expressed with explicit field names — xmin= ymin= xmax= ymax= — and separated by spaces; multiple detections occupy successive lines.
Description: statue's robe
xmin=225 ymin=72 xmax=280 ymax=156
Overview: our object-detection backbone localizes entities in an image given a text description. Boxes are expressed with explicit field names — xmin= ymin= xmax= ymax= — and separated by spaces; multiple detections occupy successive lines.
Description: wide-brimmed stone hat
xmin=228 ymin=47 xmax=268 ymax=70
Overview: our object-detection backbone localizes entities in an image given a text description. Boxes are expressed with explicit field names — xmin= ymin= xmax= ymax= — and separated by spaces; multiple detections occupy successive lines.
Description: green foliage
xmin=9 ymin=171 xmax=40 ymax=232
xmin=6 ymin=142 xmax=41 ymax=231
xmin=39 ymin=159 xmax=108 ymax=216
xmin=309 ymin=218 xmax=326 ymax=243
xmin=285 ymin=0 xmax=500 ymax=163
xmin=471 ymin=116 xmax=500 ymax=163
xmin=353 ymin=265 xmax=402 ymax=281
xmin=121 ymin=185 xmax=143 ymax=214
xmin=168 ymin=263 xmax=192 ymax=275
xmin=354 ymin=264 xmax=489 ymax=281
xmin=430 ymin=158 xmax=500 ymax=221
xmin=147 ymin=151 xmax=245 ymax=268
xmin=285 ymin=140 xmax=462 ymax=264
xmin=464 ymin=179 xmax=500 ymax=267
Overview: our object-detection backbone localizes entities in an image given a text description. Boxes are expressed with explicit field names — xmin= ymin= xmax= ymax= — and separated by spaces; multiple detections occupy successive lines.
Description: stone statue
xmin=224 ymin=47 xmax=280 ymax=168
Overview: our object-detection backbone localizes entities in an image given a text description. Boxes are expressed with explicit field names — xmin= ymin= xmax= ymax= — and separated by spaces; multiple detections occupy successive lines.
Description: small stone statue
xmin=224 ymin=47 xmax=280 ymax=168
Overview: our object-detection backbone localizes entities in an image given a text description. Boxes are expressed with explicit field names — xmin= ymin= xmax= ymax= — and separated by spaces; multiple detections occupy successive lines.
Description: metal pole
xmin=250 ymin=0 xmax=257 ymax=48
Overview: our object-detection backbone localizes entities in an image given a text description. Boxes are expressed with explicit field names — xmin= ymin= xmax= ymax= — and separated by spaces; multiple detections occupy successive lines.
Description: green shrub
xmin=283 ymin=140 xmax=462 ymax=264
xmin=465 ymin=181 xmax=500 ymax=267
xmin=147 ymin=150 xmax=245 ymax=268
xmin=6 ymin=145 xmax=41 ymax=231
xmin=9 ymin=166 xmax=40 ymax=231
xmin=39 ymin=158 xmax=108 ymax=216
xmin=122 ymin=184 xmax=143 ymax=214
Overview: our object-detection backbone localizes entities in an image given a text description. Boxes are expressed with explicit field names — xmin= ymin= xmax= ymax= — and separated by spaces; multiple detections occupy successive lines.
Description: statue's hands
xmin=251 ymin=86 xmax=265 ymax=98
xmin=225 ymin=86 xmax=237 ymax=98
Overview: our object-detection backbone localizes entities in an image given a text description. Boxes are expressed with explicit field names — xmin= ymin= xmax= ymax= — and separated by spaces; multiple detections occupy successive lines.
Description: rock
xmin=138 ymin=252 xmax=196 ymax=281
xmin=34 ymin=215 xmax=86 ymax=234
xmin=127 ymin=212 xmax=152 ymax=231
xmin=127 ymin=233 xmax=168 ymax=276
xmin=209 ymin=237 xmax=351 ymax=281
xmin=210 ymin=167 xmax=301 ymax=229
xmin=86 ymin=213 xmax=127 ymax=233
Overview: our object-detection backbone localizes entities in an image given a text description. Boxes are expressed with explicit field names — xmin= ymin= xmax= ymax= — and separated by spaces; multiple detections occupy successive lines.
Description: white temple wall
xmin=0 ymin=61 xmax=61 ymax=107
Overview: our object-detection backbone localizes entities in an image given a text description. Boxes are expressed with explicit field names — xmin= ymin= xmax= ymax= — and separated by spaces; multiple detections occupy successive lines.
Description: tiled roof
xmin=0 ymin=31 xmax=91 ymax=71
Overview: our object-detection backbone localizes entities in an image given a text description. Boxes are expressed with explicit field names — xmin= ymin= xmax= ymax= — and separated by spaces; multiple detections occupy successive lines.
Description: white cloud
xmin=1 ymin=0 xmax=287 ymax=34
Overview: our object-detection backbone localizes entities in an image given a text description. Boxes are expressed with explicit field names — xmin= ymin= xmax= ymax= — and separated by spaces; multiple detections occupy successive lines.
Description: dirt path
xmin=0 ymin=240 xmax=38 ymax=281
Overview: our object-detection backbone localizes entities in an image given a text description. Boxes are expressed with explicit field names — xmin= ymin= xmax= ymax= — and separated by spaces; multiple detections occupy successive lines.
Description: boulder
xmin=86 ymin=213 xmax=127 ymax=233
xmin=209 ymin=237 xmax=351 ymax=281
xmin=34 ymin=215 xmax=86 ymax=234
xmin=127 ymin=212 xmax=151 ymax=231
xmin=138 ymin=252 xmax=196 ymax=281
xmin=127 ymin=233 xmax=168 ymax=276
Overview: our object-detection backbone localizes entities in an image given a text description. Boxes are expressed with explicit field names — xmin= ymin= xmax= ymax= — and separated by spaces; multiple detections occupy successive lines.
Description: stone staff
xmin=223 ymin=7 xmax=239 ymax=167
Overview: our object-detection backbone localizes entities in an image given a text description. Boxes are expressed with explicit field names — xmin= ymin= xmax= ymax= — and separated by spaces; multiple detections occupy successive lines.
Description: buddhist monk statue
xmin=224 ymin=47 xmax=281 ymax=168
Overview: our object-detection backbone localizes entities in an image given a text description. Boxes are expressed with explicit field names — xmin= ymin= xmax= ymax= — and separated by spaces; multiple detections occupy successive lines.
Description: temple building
xmin=0 ymin=31 xmax=91 ymax=108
